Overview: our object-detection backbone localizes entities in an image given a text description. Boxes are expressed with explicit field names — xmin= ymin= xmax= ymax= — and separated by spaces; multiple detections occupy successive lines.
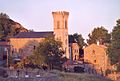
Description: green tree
xmin=69 ymin=33 xmax=85 ymax=48
xmin=28 ymin=37 xmax=65 ymax=69
xmin=108 ymin=19 xmax=120 ymax=72
xmin=20 ymin=40 xmax=39 ymax=57
xmin=87 ymin=26 xmax=111 ymax=45
xmin=23 ymin=40 xmax=46 ymax=66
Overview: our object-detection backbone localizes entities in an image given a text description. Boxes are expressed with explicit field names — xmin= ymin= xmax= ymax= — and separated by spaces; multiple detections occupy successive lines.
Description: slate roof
xmin=12 ymin=32 xmax=54 ymax=38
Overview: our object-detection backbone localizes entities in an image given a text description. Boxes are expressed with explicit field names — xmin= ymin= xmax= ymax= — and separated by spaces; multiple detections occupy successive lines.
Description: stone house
xmin=84 ymin=44 xmax=110 ymax=75
xmin=69 ymin=43 xmax=79 ymax=61
xmin=69 ymin=37 xmax=79 ymax=61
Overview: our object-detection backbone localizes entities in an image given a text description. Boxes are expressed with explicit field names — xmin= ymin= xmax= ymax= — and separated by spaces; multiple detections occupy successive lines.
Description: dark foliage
xmin=108 ymin=19 xmax=120 ymax=72
xmin=0 ymin=12 xmax=28 ymax=41
xmin=87 ymin=26 xmax=111 ymax=45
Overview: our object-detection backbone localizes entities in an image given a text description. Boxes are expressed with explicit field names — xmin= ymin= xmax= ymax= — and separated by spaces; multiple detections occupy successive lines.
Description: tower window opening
xmin=57 ymin=21 xmax=60 ymax=29
xmin=65 ymin=20 xmax=67 ymax=29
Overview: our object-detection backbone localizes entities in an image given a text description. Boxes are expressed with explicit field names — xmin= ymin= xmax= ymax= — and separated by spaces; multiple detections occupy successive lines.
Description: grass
xmin=0 ymin=70 xmax=113 ymax=81
xmin=49 ymin=70 xmax=113 ymax=81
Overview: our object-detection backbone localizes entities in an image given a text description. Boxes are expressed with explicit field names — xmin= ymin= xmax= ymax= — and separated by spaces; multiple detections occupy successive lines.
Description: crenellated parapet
xmin=52 ymin=11 xmax=69 ymax=15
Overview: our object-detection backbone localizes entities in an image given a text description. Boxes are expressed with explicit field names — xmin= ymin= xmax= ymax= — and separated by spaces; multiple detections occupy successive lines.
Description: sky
xmin=0 ymin=0 xmax=120 ymax=39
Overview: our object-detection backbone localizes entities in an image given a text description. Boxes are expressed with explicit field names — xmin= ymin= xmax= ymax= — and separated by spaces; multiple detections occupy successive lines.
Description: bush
xmin=0 ymin=68 xmax=8 ymax=78
xmin=105 ymin=69 xmax=112 ymax=75
xmin=74 ymin=66 xmax=84 ymax=73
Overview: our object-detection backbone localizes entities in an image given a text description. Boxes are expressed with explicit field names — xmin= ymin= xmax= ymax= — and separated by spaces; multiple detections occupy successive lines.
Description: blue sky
xmin=0 ymin=0 xmax=120 ymax=39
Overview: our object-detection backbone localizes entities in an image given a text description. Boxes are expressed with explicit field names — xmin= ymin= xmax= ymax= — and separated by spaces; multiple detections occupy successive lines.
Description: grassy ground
xmin=0 ymin=70 xmax=113 ymax=81
xmin=49 ymin=70 xmax=113 ymax=81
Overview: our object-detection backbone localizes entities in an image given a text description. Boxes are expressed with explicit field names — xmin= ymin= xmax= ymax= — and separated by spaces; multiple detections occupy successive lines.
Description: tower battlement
xmin=52 ymin=11 xmax=69 ymax=15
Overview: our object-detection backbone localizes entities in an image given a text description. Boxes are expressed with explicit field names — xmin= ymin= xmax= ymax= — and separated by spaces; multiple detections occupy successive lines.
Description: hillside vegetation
xmin=0 ymin=70 xmax=113 ymax=81
xmin=0 ymin=13 xmax=28 ymax=41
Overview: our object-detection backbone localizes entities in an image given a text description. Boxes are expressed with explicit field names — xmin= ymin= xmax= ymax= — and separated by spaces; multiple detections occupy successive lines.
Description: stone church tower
xmin=52 ymin=11 xmax=69 ymax=58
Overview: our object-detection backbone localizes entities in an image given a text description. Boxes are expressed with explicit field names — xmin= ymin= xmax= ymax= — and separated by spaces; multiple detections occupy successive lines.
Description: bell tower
xmin=52 ymin=11 xmax=69 ymax=58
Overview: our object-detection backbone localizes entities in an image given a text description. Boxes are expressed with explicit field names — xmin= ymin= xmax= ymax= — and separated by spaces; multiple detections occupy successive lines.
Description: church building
xmin=10 ymin=11 xmax=70 ymax=59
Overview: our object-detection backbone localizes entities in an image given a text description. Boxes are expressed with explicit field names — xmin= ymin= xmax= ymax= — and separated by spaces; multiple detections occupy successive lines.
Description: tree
xmin=20 ymin=40 xmax=39 ymax=57
xmin=0 ymin=12 xmax=9 ymax=19
xmin=87 ymin=26 xmax=111 ymax=45
xmin=27 ymin=37 xmax=65 ymax=69
xmin=108 ymin=19 xmax=120 ymax=72
xmin=69 ymin=33 xmax=85 ymax=48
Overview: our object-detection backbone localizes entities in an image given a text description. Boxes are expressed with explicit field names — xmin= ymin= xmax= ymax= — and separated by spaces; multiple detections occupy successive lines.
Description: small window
xmin=74 ymin=55 xmax=77 ymax=60
xmin=94 ymin=60 xmax=96 ymax=63
xmin=92 ymin=50 xmax=95 ymax=54
xmin=34 ymin=46 xmax=36 ymax=50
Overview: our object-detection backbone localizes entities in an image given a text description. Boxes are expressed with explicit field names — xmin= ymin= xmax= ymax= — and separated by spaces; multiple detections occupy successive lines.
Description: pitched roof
xmin=12 ymin=32 xmax=54 ymax=38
